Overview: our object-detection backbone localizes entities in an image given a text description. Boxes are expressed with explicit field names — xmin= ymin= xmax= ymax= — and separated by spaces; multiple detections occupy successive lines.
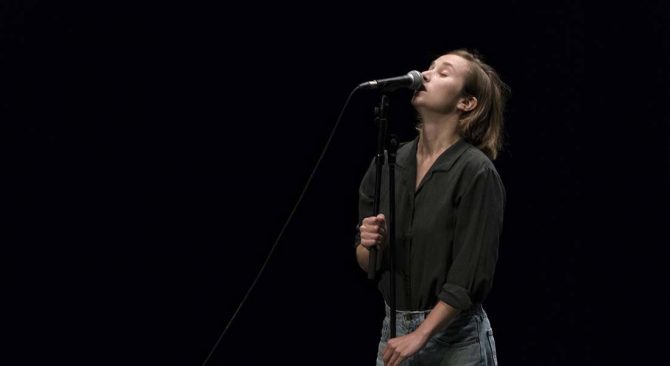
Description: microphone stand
xmin=367 ymin=94 xmax=398 ymax=338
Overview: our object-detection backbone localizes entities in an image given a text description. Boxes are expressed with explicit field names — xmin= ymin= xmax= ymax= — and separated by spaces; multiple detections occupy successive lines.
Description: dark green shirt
xmin=355 ymin=136 xmax=506 ymax=311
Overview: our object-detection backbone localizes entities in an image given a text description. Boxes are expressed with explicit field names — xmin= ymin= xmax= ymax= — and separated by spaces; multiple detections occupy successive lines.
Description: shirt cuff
xmin=438 ymin=283 xmax=473 ymax=311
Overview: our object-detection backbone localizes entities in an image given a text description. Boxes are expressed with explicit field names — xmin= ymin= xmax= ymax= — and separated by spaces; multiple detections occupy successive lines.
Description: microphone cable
xmin=201 ymin=86 xmax=362 ymax=366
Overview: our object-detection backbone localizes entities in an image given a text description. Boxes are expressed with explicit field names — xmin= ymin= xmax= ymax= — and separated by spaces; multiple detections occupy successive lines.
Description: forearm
xmin=415 ymin=300 xmax=462 ymax=340
xmin=355 ymin=243 xmax=370 ymax=272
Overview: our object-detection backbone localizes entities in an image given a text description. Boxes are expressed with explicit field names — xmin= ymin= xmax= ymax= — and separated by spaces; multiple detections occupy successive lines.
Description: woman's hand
xmin=382 ymin=331 xmax=429 ymax=366
xmin=359 ymin=214 xmax=387 ymax=251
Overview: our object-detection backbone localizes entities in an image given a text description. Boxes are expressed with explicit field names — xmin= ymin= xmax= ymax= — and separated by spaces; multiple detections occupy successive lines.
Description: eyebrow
xmin=430 ymin=61 xmax=456 ymax=72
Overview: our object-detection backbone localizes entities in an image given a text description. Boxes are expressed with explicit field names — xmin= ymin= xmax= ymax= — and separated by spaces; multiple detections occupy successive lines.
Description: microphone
xmin=358 ymin=70 xmax=423 ymax=91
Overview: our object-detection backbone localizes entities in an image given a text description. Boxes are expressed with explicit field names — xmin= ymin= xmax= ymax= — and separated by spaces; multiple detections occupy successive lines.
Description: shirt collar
xmin=397 ymin=135 xmax=472 ymax=172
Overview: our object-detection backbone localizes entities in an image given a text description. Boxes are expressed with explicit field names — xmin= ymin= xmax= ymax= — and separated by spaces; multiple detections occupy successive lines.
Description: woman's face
xmin=411 ymin=54 xmax=471 ymax=114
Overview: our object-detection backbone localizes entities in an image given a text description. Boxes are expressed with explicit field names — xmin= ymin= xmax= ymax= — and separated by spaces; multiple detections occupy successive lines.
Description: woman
xmin=355 ymin=49 xmax=509 ymax=366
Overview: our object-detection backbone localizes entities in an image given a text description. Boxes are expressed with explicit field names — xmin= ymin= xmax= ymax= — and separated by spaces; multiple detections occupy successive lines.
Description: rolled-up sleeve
xmin=438 ymin=166 xmax=506 ymax=310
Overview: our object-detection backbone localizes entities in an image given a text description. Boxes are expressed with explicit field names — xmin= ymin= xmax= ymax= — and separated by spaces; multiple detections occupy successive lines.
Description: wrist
xmin=415 ymin=326 xmax=432 ymax=341
xmin=357 ymin=242 xmax=377 ymax=251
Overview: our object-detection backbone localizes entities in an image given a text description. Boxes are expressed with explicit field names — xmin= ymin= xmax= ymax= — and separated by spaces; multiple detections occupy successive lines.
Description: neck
xmin=417 ymin=114 xmax=461 ymax=159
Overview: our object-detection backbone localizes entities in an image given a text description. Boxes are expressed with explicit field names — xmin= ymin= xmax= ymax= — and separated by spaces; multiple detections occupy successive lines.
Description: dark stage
xmin=4 ymin=2 xmax=669 ymax=365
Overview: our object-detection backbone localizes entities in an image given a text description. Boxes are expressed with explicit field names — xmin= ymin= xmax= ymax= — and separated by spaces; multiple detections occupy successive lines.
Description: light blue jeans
xmin=376 ymin=303 xmax=498 ymax=366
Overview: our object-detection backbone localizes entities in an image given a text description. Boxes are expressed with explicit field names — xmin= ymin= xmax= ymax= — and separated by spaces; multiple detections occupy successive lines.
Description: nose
xmin=421 ymin=70 xmax=430 ymax=82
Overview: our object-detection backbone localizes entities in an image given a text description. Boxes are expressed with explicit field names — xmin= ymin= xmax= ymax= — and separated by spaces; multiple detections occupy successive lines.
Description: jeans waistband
xmin=384 ymin=302 xmax=484 ymax=317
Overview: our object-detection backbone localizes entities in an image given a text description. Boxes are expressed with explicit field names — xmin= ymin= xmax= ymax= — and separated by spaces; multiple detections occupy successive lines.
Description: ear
xmin=457 ymin=95 xmax=478 ymax=112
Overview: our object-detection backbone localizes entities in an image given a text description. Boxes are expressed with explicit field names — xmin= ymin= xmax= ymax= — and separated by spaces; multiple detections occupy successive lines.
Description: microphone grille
xmin=407 ymin=70 xmax=423 ymax=90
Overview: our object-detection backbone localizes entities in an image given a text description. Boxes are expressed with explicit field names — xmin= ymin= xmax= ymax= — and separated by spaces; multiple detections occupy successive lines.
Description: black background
xmin=4 ymin=1 xmax=669 ymax=365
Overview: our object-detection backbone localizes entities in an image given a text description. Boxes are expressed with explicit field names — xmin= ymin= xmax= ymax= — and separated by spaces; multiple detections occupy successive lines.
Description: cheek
xmin=440 ymin=82 xmax=463 ymax=98
xmin=434 ymin=87 xmax=460 ymax=106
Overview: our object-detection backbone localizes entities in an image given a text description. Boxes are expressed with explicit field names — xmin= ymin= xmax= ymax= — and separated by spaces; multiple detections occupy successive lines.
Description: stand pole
xmin=387 ymin=134 xmax=398 ymax=338
xmin=366 ymin=95 xmax=398 ymax=337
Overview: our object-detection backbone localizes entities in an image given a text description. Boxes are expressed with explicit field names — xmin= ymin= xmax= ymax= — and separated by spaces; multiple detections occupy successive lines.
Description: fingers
xmin=361 ymin=215 xmax=387 ymax=234
xmin=388 ymin=352 xmax=402 ymax=366
xmin=362 ymin=215 xmax=385 ymax=227
xmin=360 ymin=214 xmax=387 ymax=249
xmin=362 ymin=214 xmax=386 ymax=226
xmin=382 ymin=341 xmax=407 ymax=366
xmin=360 ymin=235 xmax=385 ymax=250
xmin=360 ymin=234 xmax=381 ymax=246
xmin=382 ymin=343 xmax=392 ymax=364
xmin=382 ymin=341 xmax=403 ymax=366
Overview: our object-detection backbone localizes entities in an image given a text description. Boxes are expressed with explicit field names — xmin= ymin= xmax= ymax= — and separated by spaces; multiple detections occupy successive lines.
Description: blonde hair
xmin=419 ymin=49 xmax=511 ymax=160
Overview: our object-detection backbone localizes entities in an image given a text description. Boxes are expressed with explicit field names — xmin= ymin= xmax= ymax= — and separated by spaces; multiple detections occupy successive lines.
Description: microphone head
xmin=357 ymin=70 xmax=424 ymax=91
xmin=406 ymin=70 xmax=423 ymax=91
